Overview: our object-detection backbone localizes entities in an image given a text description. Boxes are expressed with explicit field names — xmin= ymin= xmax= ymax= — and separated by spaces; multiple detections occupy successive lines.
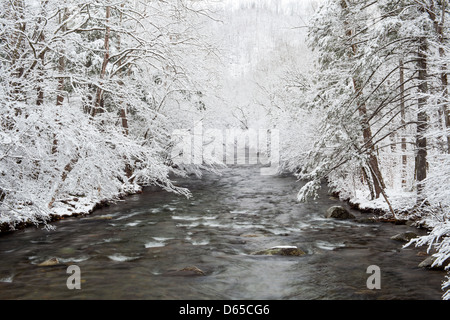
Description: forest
xmin=0 ymin=0 xmax=449 ymax=299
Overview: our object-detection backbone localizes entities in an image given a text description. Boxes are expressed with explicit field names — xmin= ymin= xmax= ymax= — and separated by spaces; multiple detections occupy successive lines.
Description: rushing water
xmin=0 ymin=166 xmax=445 ymax=300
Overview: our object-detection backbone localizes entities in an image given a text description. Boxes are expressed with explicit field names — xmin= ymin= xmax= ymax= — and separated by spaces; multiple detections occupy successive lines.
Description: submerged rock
xmin=164 ymin=266 xmax=206 ymax=276
xmin=390 ymin=232 xmax=418 ymax=242
xmin=179 ymin=266 xmax=206 ymax=275
xmin=418 ymin=255 xmax=450 ymax=270
xmin=37 ymin=258 xmax=60 ymax=267
xmin=59 ymin=247 xmax=76 ymax=255
xmin=83 ymin=215 xmax=113 ymax=221
xmin=240 ymin=233 xmax=264 ymax=238
xmin=325 ymin=206 xmax=355 ymax=220
xmin=251 ymin=246 xmax=306 ymax=256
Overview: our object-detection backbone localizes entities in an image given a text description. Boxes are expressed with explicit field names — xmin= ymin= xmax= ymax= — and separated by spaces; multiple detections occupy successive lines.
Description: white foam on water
xmin=172 ymin=216 xmax=201 ymax=221
xmin=230 ymin=210 xmax=248 ymax=214
xmin=232 ymin=223 xmax=266 ymax=230
xmin=0 ymin=275 xmax=13 ymax=283
xmin=176 ymin=222 xmax=200 ymax=228
xmin=285 ymin=227 xmax=303 ymax=233
xmin=315 ymin=240 xmax=346 ymax=251
xmin=191 ymin=239 xmax=210 ymax=246
xmin=269 ymin=228 xmax=290 ymax=235
xmin=144 ymin=241 xmax=166 ymax=248
xmin=200 ymin=221 xmax=224 ymax=228
xmin=58 ymin=256 xmax=90 ymax=263
xmin=107 ymin=254 xmax=139 ymax=262
xmin=115 ymin=212 xmax=141 ymax=221
xmin=271 ymin=245 xmax=297 ymax=249
xmin=125 ymin=220 xmax=141 ymax=227
xmin=152 ymin=237 xmax=173 ymax=242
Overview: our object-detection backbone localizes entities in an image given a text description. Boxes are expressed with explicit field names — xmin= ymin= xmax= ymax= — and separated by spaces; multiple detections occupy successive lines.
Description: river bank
xmin=0 ymin=187 xmax=144 ymax=234
xmin=0 ymin=170 xmax=429 ymax=233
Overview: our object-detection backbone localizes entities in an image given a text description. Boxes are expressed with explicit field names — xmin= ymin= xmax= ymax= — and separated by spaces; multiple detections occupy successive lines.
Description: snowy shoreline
xmin=0 ymin=183 xmax=422 ymax=234
xmin=332 ymin=187 xmax=428 ymax=225
xmin=0 ymin=187 xmax=144 ymax=234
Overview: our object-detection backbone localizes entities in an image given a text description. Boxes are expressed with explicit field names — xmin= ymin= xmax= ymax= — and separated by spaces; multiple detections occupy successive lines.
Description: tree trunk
xmin=438 ymin=0 xmax=450 ymax=153
xmin=340 ymin=0 xmax=386 ymax=200
xmin=9 ymin=0 xmax=26 ymax=103
xmin=36 ymin=39 xmax=45 ymax=106
xmin=357 ymin=91 xmax=386 ymax=199
xmin=362 ymin=167 xmax=375 ymax=200
xmin=116 ymin=5 xmax=133 ymax=181
xmin=92 ymin=6 xmax=111 ymax=118
xmin=48 ymin=157 xmax=79 ymax=208
xmin=52 ymin=8 xmax=69 ymax=155
xmin=36 ymin=51 xmax=45 ymax=106
xmin=415 ymin=38 xmax=428 ymax=203
xmin=56 ymin=8 xmax=68 ymax=107
xmin=117 ymin=5 xmax=129 ymax=137
xmin=399 ymin=59 xmax=408 ymax=189
xmin=35 ymin=1 xmax=49 ymax=106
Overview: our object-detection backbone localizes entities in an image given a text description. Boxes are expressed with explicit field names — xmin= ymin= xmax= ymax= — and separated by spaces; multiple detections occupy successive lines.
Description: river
xmin=0 ymin=166 xmax=445 ymax=299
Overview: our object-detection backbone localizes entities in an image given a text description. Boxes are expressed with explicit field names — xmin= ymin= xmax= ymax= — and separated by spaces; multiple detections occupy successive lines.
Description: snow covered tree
xmin=0 ymin=0 xmax=219 ymax=229
xmin=297 ymin=0 xmax=450 ymax=299
xmin=296 ymin=0 xmax=396 ymax=214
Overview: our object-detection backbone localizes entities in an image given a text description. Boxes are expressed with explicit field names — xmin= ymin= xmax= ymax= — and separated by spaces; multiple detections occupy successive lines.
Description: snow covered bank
xmin=0 ymin=185 xmax=144 ymax=233
xmin=344 ymin=189 xmax=417 ymax=218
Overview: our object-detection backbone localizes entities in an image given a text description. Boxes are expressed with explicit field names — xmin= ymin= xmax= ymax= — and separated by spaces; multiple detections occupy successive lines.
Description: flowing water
xmin=0 ymin=166 xmax=445 ymax=299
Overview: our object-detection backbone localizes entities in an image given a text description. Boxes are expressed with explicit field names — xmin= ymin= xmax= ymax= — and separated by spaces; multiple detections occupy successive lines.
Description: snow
xmin=1 ymin=0 xmax=449 ymax=300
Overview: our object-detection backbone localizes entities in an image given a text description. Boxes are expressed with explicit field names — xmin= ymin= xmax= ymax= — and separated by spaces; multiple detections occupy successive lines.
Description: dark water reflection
xmin=0 ymin=166 xmax=445 ymax=299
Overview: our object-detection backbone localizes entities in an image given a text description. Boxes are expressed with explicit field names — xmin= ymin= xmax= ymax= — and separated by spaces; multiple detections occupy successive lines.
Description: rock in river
xmin=390 ymin=232 xmax=418 ymax=242
xmin=164 ymin=266 xmax=206 ymax=277
xmin=418 ymin=255 xmax=450 ymax=270
xmin=37 ymin=258 xmax=60 ymax=267
xmin=325 ymin=206 xmax=355 ymax=220
xmin=251 ymin=246 xmax=306 ymax=256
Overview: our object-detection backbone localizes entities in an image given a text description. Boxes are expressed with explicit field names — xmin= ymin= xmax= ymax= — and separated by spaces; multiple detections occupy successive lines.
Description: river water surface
xmin=0 ymin=166 xmax=445 ymax=299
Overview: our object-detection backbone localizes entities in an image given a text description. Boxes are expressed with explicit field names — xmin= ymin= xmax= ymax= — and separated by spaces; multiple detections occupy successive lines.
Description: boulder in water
xmin=37 ymin=258 xmax=60 ymax=267
xmin=418 ymin=255 xmax=450 ymax=270
xmin=83 ymin=215 xmax=113 ymax=221
xmin=390 ymin=232 xmax=418 ymax=242
xmin=251 ymin=246 xmax=306 ymax=256
xmin=325 ymin=206 xmax=355 ymax=220
xmin=179 ymin=266 xmax=206 ymax=275
xmin=164 ymin=266 xmax=206 ymax=276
